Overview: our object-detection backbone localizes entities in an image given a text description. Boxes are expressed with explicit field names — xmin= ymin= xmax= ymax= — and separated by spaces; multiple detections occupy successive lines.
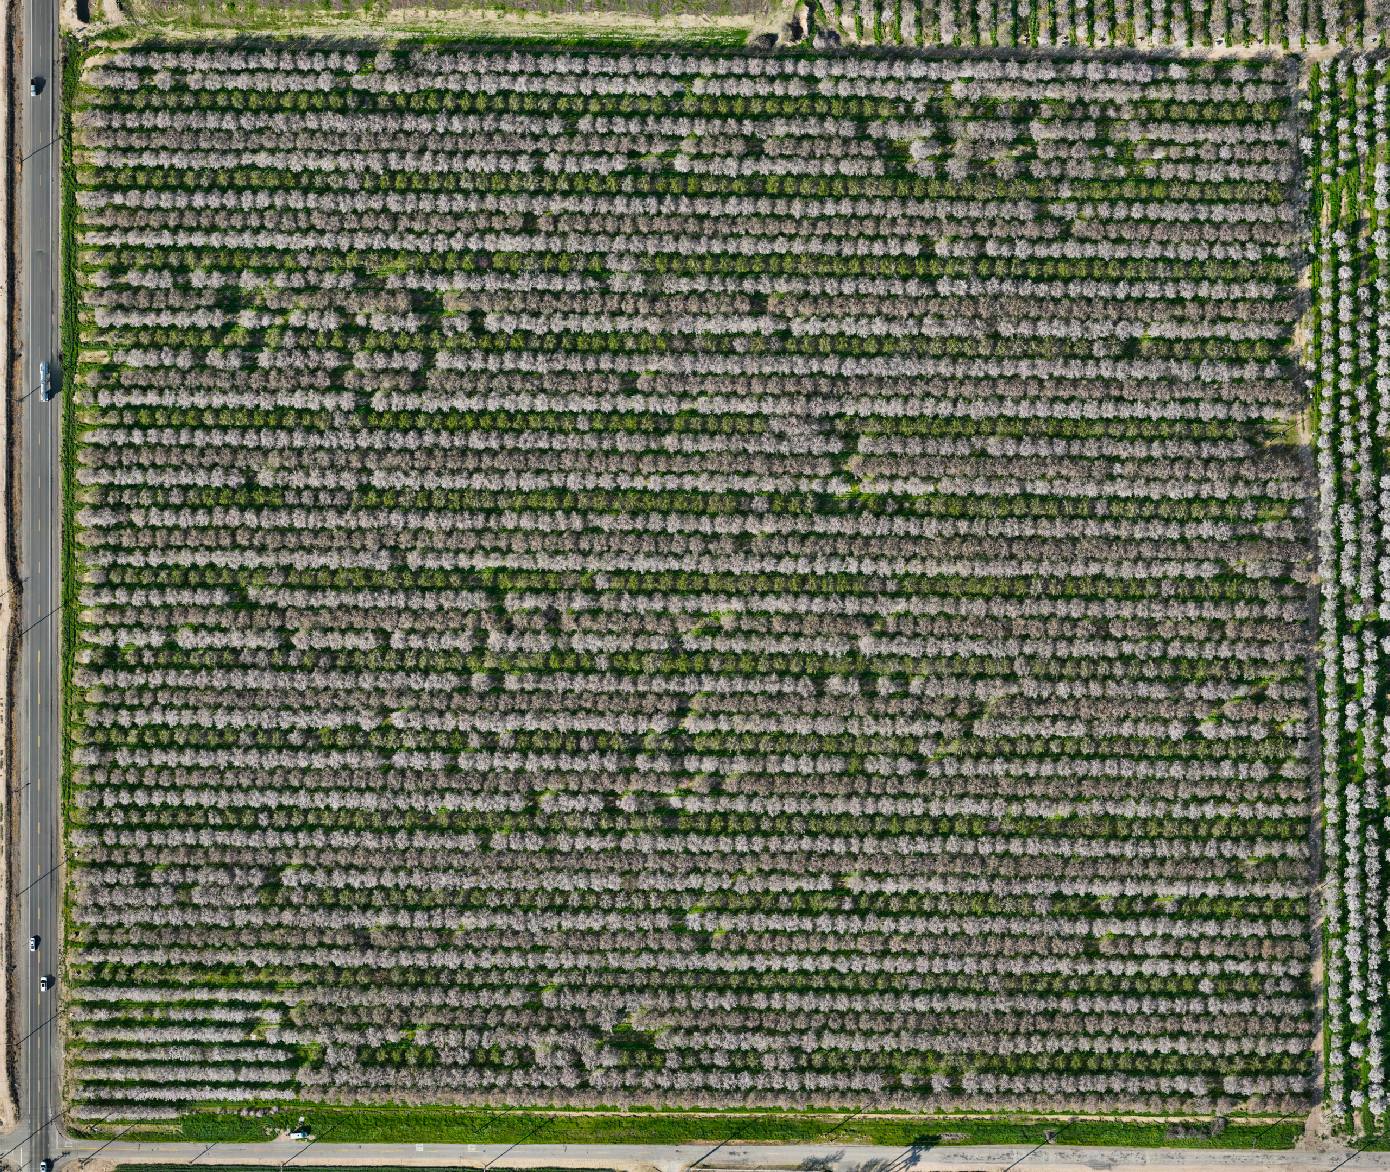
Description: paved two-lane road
xmin=17 ymin=0 xmax=63 ymax=1160
xmin=28 ymin=1138 xmax=1390 ymax=1172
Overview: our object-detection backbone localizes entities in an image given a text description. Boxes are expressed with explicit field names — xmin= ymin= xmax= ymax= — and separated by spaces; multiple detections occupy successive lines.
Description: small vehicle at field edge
xmin=288 ymin=1129 xmax=311 ymax=1141
xmin=40 ymin=361 xmax=51 ymax=401
xmin=40 ymin=974 xmax=53 ymax=991
xmin=29 ymin=935 xmax=38 ymax=951
xmin=40 ymin=1159 xmax=53 ymax=1172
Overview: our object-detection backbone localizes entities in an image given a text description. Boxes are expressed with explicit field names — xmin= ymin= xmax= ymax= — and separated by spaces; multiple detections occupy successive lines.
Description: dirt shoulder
xmin=0 ymin=0 xmax=15 ymax=1132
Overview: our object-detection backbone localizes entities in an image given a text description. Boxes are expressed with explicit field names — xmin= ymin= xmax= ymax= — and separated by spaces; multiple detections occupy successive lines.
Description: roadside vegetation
xmin=168 ymin=1107 xmax=1308 ymax=1147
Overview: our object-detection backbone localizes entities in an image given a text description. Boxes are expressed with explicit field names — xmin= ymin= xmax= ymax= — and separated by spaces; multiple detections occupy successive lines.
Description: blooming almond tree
xmin=65 ymin=46 xmax=1317 ymax=1128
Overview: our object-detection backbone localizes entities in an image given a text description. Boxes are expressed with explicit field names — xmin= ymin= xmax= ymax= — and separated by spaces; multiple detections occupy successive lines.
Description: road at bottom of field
xmin=46 ymin=1140 xmax=1390 ymax=1172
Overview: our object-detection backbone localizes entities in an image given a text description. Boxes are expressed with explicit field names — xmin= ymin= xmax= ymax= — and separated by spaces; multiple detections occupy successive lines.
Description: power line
xmin=0 ymin=1111 xmax=64 ymax=1165
xmin=997 ymin=1118 xmax=1080 ymax=1172
xmin=1324 ymin=1129 xmax=1390 ymax=1172
xmin=481 ymin=1113 xmax=554 ymax=1171
xmin=75 ymin=1120 xmax=140 ymax=1171
xmin=280 ymin=1122 xmax=337 ymax=1169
